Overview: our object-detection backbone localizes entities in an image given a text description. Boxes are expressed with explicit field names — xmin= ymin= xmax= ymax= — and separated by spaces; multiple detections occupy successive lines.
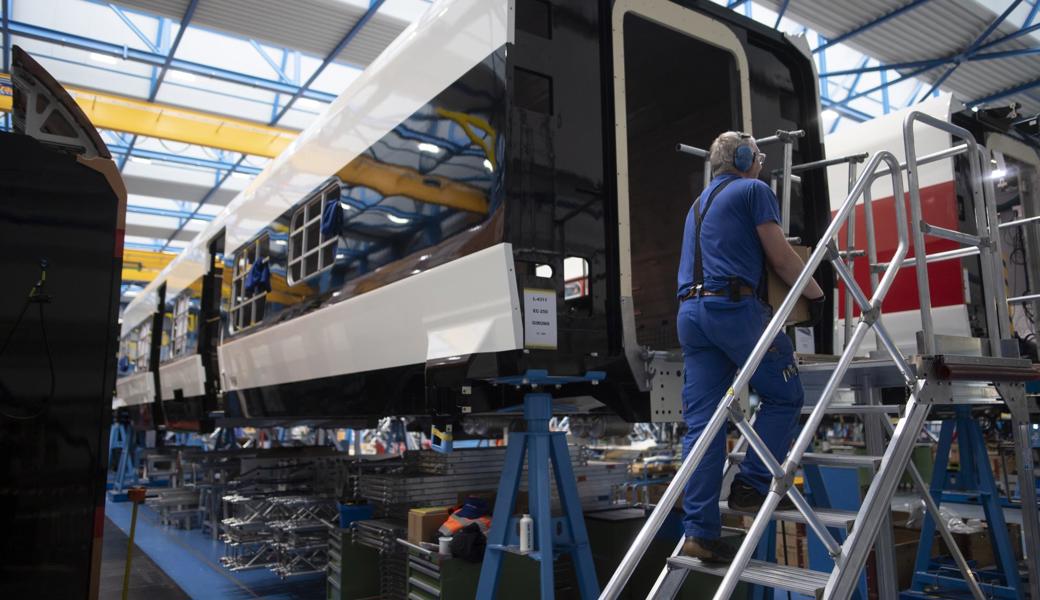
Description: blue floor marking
xmin=105 ymin=498 xmax=324 ymax=600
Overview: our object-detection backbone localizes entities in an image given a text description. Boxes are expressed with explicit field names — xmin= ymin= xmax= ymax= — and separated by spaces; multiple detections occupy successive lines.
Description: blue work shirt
xmin=676 ymin=173 xmax=781 ymax=298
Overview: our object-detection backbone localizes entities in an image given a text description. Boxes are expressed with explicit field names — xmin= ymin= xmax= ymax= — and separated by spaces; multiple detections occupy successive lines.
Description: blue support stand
xmin=904 ymin=406 xmax=1023 ymax=599
xmin=476 ymin=390 xmax=600 ymax=600
xmin=108 ymin=422 xmax=138 ymax=495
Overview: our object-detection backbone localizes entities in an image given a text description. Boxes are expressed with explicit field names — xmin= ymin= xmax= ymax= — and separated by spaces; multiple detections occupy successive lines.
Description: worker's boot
xmin=727 ymin=479 xmax=795 ymax=512
xmin=680 ymin=537 xmax=736 ymax=563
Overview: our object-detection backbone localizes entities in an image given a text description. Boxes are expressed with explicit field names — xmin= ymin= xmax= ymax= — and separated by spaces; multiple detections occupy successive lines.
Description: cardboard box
xmin=408 ymin=505 xmax=452 ymax=545
xmin=767 ymin=244 xmax=811 ymax=325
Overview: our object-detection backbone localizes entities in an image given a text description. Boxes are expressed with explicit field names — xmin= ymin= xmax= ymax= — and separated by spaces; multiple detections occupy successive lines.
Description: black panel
xmin=517 ymin=0 xmax=552 ymax=39
xmin=514 ymin=67 xmax=554 ymax=114
xmin=0 ymin=133 xmax=122 ymax=598
xmin=623 ymin=13 xmax=739 ymax=349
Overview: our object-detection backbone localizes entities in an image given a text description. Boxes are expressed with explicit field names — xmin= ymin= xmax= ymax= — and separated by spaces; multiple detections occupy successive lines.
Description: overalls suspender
xmin=692 ymin=177 xmax=739 ymax=298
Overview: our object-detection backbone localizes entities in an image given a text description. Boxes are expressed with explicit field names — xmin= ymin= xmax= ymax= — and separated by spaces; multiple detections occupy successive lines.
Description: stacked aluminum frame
xmin=353 ymin=519 xmax=408 ymax=600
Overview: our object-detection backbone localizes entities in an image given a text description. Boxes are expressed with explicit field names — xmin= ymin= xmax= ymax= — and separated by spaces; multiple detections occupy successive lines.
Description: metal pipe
xmin=396 ymin=538 xmax=434 ymax=556
xmin=832 ymin=254 xmax=871 ymax=311
xmin=921 ymin=223 xmax=981 ymax=247
xmin=755 ymin=129 xmax=805 ymax=146
xmin=825 ymin=391 xmax=932 ymax=598
xmin=785 ymin=152 xmax=869 ymax=176
xmin=867 ymin=153 xmax=910 ymax=308
xmin=676 ymin=143 xmax=708 ymax=158
xmin=903 ymin=113 xmax=979 ymax=355
xmin=844 ymin=161 xmax=859 ymax=349
xmin=786 ymin=486 xmax=842 ymax=557
xmin=999 ymin=214 xmax=1040 ymax=229
xmin=877 ymin=417 xmax=985 ymax=600
xmin=871 ymin=321 xmax=917 ymax=385
xmin=979 ymin=146 xmax=1013 ymax=349
xmin=879 ymin=246 xmax=981 ymax=271
xmin=781 ymin=139 xmax=794 ymax=235
xmin=1008 ymin=293 xmax=1040 ymax=304
xmin=870 ymin=143 xmax=968 ymax=180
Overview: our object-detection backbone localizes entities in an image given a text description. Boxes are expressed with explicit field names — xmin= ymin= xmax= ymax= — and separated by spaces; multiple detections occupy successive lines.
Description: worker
xmin=675 ymin=131 xmax=825 ymax=562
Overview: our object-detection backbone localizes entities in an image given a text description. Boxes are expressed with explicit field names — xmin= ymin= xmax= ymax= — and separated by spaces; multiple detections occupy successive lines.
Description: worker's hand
xmin=806 ymin=294 xmax=826 ymax=326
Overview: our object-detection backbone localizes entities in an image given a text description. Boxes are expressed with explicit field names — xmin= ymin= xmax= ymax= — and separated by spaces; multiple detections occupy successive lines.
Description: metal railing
xmin=600 ymin=148 xmax=910 ymax=600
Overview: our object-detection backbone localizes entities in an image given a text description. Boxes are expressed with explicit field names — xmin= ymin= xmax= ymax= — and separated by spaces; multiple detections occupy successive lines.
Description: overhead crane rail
xmin=0 ymin=74 xmax=295 ymax=158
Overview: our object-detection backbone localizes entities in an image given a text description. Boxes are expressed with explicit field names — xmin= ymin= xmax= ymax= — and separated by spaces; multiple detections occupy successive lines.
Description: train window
xmin=515 ymin=67 xmax=553 ymax=114
xmin=171 ymin=293 xmax=190 ymax=357
xmin=517 ymin=0 xmax=552 ymax=39
xmin=230 ymin=236 xmax=270 ymax=331
xmin=288 ymin=184 xmax=340 ymax=284
xmin=134 ymin=321 xmax=151 ymax=371
xmin=564 ymin=256 xmax=589 ymax=300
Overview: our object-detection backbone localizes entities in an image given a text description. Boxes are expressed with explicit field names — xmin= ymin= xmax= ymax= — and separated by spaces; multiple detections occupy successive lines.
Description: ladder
xmin=602 ymin=112 xmax=1040 ymax=600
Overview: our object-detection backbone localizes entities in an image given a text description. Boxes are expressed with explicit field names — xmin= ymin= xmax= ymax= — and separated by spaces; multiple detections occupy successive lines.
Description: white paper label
xmin=523 ymin=288 xmax=557 ymax=349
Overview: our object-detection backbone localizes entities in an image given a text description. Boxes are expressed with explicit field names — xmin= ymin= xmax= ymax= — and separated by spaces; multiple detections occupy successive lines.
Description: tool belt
xmin=683 ymin=279 xmax=757 ymax=302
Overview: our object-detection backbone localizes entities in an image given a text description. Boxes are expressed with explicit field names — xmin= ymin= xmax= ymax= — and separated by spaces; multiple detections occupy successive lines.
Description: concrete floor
xmin=99 ymin=518 xmax=189 ymax=600
xmin=102 ymin=497 xmax=325 ymax=600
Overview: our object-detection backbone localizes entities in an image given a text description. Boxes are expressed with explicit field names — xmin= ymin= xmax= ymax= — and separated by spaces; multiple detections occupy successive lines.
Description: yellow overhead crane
xmin=1 ymin=77 xmax=491 ymax=214
xmin=121 ymin=248 xmax=176 ymax=285
xmin=0 ymin=76 xmax=295 ymax=158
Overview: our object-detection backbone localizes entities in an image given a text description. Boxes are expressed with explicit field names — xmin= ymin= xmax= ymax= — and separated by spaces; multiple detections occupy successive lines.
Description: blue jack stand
xmin=903 ymin=405 xmax=1023 ymax=599
xmin=108 ymin=422 xmax=138 ymax=497
xmin=476 ymin=377 xmax=601 ymax=600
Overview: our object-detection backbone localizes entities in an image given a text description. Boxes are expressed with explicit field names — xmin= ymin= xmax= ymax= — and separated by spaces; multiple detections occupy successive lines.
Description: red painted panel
xmin=836 ymin=181 xmax=965 ymax=316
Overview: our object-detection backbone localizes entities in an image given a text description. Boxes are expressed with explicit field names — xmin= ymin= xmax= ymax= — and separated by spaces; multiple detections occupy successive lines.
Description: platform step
xmin=805 ymin=404 xmax=900 ymax=415
xmin=729 ymin=451 xmax=882 ymax=469
xmin=667 ymin=556 xmax=828 ymax=598
xmin=719 ymin=502 xmax=857 ymax=529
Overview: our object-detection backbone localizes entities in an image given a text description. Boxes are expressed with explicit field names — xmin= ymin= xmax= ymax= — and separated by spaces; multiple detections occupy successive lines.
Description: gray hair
xmin=709 ymin=131 xmax=752 ymax=173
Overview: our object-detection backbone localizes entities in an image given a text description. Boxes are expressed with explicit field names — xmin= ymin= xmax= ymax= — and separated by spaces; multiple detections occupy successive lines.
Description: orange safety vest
xmin=438 ymin=507 xmax=491 ymax=537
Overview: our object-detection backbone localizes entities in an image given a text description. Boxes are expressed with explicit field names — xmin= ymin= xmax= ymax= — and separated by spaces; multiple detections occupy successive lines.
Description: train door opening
xmin=612 ymin=2 xmax=752 ymax=354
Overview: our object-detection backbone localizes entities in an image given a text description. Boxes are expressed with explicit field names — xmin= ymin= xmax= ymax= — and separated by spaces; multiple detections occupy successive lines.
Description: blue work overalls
xmin=677 ymin=175 xmax=805 ymax=540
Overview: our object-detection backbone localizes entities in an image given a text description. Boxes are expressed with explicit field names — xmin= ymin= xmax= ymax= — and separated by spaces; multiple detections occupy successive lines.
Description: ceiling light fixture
xmin=417 ymin=142 xmax=442 ymax=155
xmin=89 ymin=52 xmax=118 ymax=65
xmin=386 ymin=213 xmax=410 ymax=225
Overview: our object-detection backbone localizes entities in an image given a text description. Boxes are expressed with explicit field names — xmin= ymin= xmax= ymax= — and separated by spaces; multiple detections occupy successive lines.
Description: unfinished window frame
xmin=287 ymin=182 xmax=341 ymax=285
xmin=230 ymin=235 xmax=270 ymax=332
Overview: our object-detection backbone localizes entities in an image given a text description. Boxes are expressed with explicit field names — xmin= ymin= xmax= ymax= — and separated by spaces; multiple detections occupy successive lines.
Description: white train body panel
xmin=220 ymin=0 xmax=511 ymax=256
xmin=114 ymin=371 xmax=155 ymax=407
xmin=158 ymin=354 xmax=207 ymax=401
xmin=218 ymin=243 xmax=524 ymax=396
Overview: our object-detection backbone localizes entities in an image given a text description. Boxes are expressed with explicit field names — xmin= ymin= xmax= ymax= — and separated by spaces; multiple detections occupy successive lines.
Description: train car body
xmin=1 ymin=47 xmax=126 ymax=599
xmin=119 ymin=0 xmax=833 ymax=426
xmin=826 ymin=95 xmax=1040 ymax=355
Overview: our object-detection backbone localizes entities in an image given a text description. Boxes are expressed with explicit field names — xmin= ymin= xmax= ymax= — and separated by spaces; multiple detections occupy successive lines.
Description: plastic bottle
xmin=519 ymin=514 xmax=533 ymax=553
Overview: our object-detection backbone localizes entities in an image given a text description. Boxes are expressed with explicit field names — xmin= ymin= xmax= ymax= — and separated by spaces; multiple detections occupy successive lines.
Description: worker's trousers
xmin=677 ymin=295 xmax=804 ymax=540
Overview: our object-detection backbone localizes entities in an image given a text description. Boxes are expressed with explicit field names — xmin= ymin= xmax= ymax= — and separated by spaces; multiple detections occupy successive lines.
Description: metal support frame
xmin=268 ymin=0 xmax=385 ymax=125
xmin=813 ymin=0 xmax=933 ymax=54
xmin=109 ymin=422 xmax=139 ymax=494
xmin=917 ymin=0 xmax=1024 ymax=103
xmin=2 ymin=20 xmax=336 ymax=103
xmin=476 ymin=391 xmax=599 ymax=600
xmin=907 ymin=405 xmax=1024 ymax=599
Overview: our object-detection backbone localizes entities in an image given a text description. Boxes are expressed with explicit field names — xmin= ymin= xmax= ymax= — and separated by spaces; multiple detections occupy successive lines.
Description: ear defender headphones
xmin=733 ymin=133 xmax=755 ymax=172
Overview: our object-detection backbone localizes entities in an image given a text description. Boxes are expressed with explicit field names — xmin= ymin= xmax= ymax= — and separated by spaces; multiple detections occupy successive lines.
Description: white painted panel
xmin=221 ymin=0 xmax=511 ymax=255
xmin=835 ymin=304 xmax=971 ymax=357
xmin=825 ymin=95 xmax=955 ymax=210
xmin=219 ymin=242 xmax=523 ymax=390
xmin=159 ymin=354 xmax=207 ymax=400
xmin=115 ymin=371 xmax=155 ymax=407
xmin=120 ymin=292 xmax=158 ymax=336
